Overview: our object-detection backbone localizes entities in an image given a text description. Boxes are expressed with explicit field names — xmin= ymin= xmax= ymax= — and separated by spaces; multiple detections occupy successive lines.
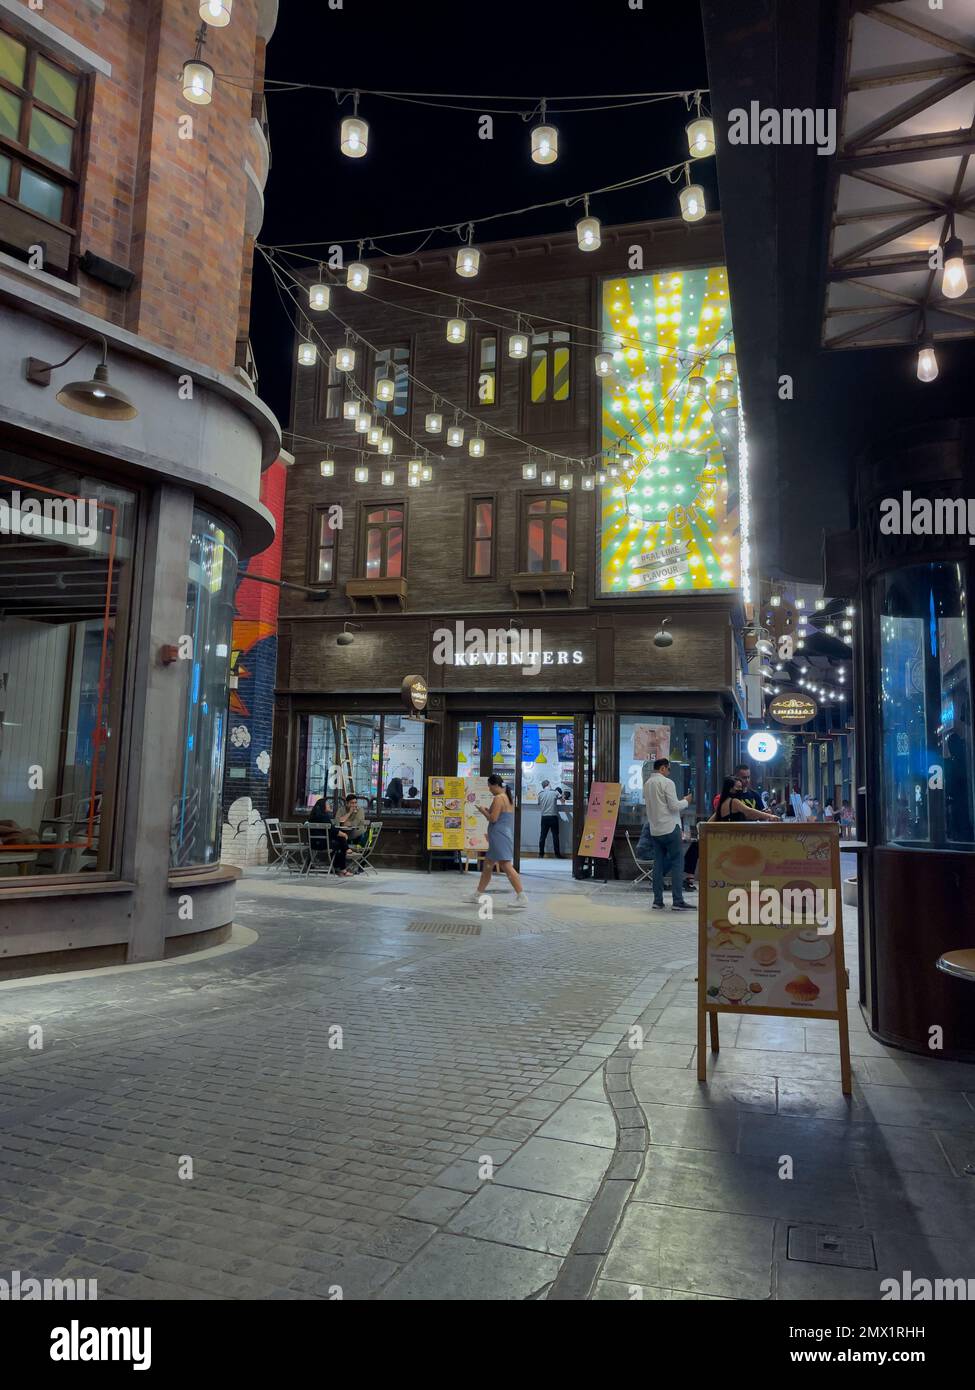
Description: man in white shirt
xmin=644 ymin=758 xmax=693 ymax=911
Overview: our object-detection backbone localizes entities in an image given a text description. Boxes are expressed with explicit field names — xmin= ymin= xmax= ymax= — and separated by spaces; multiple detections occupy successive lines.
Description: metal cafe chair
xmin=266 ymin=819 xmax=306 ymax=874
xmin=346 ymin=821 xmax=382 ymax=876
xmin=624 ymin=831 xmax=653 ymax=887
xmin=300 ymin=822 xmax=334 ymax=877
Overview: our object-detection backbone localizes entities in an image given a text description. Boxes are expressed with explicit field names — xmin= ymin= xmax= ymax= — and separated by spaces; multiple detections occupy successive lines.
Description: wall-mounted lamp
xmin=336 ymin=622 xmax=361 ymax=647
xmin=653 ymin=618 xmax=674 ymax=649
xmin=25 ymin=334 xmax=137 ymax=420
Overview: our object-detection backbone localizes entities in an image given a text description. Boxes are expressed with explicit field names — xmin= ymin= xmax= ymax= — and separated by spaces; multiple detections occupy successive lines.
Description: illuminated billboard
xmin=599 ymin=266 xmax=742 ymax=594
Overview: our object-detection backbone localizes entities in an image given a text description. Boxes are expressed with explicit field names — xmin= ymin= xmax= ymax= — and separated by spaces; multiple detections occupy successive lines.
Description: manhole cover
xmin=406 ymin=921 xmax=482 ymax=936
xmin=787 ymin=1227 xmax=877 ymax=1270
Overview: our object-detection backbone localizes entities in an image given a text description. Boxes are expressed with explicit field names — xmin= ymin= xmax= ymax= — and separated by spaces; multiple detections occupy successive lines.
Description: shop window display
xmin=617 ymin=714 xmax=717 ymax=831
xmin=296 ymin=713 xmax=425 ymax=815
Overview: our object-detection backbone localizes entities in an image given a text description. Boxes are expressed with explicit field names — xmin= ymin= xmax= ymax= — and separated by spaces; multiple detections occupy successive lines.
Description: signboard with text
xmin=426 ymin=776 xmax=492 ymax=854
xmin=577 ymin=782 xmax=622 ymax=859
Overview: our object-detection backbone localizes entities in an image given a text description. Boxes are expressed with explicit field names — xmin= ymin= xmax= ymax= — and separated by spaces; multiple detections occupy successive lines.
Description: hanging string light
xmin=381 ymin=468 xmax=395 ymax=486
xmin=559 ymin=473 xmax=574 ymax=490
xmin=422 ymin=463 xmax=433 ymax=482
xmin=594 ymin=350 xmax=613 ymax=377
xmin=916 ymin=326 xmax=938 ymax=383
xmin=319 ymin=456 xmax=334 ymax=477
xmin=508 ymin=316 xmax=529 ymax=359
xmin=379 ymin=435 xmax=394 ymax=455
xmin=341 ymin=92 xmax=369 ymax=159
xmin=199 ymin=0 xmax=232 ymax=25
xmin=576 ymin=195 xmax=601 ymax=252
xmin=531 ymin=101 xmax=559 ymax=165
xmin=447 ymin=417 xmax=465 ymax=447
xmin=354 ymin=410 xmax=372 ymax=434
xmin=375 ymin=377 xmax=395 ymax=402
xmin=469 ymin=431 xmax=485 ymax=458
xmin=354 ymin=463 xmax=369 ymax=483
xmin=522 ymin=460 xmax=537 ymax=480
xmin=455 ymin=224 xmax=481 ymax=278
xmin=446 ymin=301 xmax=467 ymax=343
xmin=685 ymin=92 xmax=715 ymax=158
xmin=309 ymin=268 xmax=331 ymax=312
xmin=679 ymin=164 xmax=706 ymax=222
xmin=334 ymin=341 xmax=356 ymax=372
xmin=181 ymin=27 xmax=214 ymax=106
xmin=342 ymin=399 xmax=358 ymax=420
xmin=541 ymin=468 xmax=556 ymax=487
xmin=581 ymin=475 xmax=595 ymax=491
xmin=425 ymin=397 xmax=443 ymax=434
xmin=297 ymin=340 xmax=317 ymax=366
xmin=367 ymin=423 xmax=383 ymax=447
xmin=347 ymin=257 xmax=369 ymax=292
xmin=942 ymin=220 xmax=968 ymax=299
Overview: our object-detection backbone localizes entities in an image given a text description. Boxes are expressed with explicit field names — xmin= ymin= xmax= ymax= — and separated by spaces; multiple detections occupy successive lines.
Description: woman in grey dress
xmin=473 ymin=775 xmax=528 ymax=908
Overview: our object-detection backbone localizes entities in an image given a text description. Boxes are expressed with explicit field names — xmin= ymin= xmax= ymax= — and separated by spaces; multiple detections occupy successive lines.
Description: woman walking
xmin=472 ymin=774 xmax=528 ymax=908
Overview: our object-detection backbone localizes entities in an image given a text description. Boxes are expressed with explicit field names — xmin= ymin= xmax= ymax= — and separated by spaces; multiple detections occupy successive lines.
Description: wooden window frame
xmin=356 ymin=498 xmax=408 ymax=580
xmin=0 ymin=22 xmax=86 ymax=271
xmin=518 ymin=490 xmax=573 ymax=575
xmin=465 ymin=492 xmax=497 ymax=581
xmin=314 ymin=349 xmax=361 ymax=427
xmin=521 ymin=328 xmax=574 ymax=435
xmin=307 ymin=503 xmax=340 ymax=587
xmin=370 ymin=340 xmax=413 ymax=424
xmin=468 ymin=327 xmax=501 ymax=412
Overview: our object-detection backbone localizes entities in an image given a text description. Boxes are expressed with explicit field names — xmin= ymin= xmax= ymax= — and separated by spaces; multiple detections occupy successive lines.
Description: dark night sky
xmin=251 ymin=0 xmax=714 ymax=430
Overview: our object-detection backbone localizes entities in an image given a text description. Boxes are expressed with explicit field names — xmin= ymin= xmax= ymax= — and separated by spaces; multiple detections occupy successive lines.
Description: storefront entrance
xmin=455 ymin=715 xmax=592 ymax=872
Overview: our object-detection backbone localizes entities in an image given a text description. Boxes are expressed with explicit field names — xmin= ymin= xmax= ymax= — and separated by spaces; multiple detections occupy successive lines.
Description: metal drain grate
xmin=406 ymin=920 xmax=482 ymax=936
xmin=787 ymin=1227 xmax=877 ymax=1270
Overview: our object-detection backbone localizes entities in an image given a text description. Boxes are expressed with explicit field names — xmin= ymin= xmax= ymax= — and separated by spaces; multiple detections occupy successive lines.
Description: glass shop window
xmin=524 ymin=495 xmax=569 ymax=574
xmin=0 ymin=450 xmax=136 ymax=880
xmin=295 ymin=713 xmax=424 ymax=817
xmin=876 ymin=563 xmax=974 ymax=848
xmin=362 ymin=505 xmax=404 ymax=579
xmin=617 ymin=715 xmax=718 ymax=832
xmin=470 ymin=331 xmax=498 ymax=408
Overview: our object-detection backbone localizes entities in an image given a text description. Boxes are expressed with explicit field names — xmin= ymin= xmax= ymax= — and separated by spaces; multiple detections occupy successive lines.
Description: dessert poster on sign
xmin=462 ymin=777 xmax=493 ymax=854
xmin=426 ymin=776 xmax=494 ymax=855
xmin=578 ymin=782 xmax=622 ymax=859
xmin=697 ymin=821 xmax=851 ymax=1093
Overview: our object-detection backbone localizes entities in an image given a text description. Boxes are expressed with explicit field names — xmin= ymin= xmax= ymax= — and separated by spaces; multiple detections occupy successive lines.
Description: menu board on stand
xmin=697 ymin=821 xmax=851 ymax=1093
xmin=577 ymin=782 xmax=622 ymax=859
xmin=426 ymin=775 xmax=493 ymax=868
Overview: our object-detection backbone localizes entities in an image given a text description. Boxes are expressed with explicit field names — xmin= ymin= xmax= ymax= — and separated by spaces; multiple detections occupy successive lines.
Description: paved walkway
xmin=0 ymin=864 xmax=972 ymax=1300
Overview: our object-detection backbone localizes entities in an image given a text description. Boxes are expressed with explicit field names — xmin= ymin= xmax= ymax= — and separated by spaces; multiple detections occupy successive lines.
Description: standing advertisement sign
xmin=697 ymin=821 xmax=851 ymax=1092
xmin=578 ymin=782 xmax=622 ymax=858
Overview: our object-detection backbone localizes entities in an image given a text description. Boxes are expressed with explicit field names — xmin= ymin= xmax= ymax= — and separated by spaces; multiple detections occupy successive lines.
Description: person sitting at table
xmin=308 ymin=797 xmax=334 ymax=868
xmin=334 ymin=794 xmax=368 ymax=876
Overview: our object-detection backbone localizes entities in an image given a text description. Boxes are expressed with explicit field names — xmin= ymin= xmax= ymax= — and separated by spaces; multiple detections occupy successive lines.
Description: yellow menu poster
xmin=427 ymin=776 xmax=494 ymax=853
xmin=697 ymin=822 xmax=851 ymax=1091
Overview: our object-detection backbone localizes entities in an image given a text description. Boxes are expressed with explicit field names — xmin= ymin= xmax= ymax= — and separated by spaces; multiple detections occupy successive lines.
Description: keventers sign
xmin=769 ymin=692 xmax=818 ymax=726
xmin=401 ymin=674 xmax=428 ymax=713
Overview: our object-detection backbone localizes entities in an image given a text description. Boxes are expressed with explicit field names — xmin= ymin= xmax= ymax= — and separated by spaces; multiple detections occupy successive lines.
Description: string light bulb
xmin=469 ymin=435 xmax=485 ymax=458
xmin=319 ymin=458 xmax=334 ymax=478
xmin=367 ymin=424 xmax=383 ymax=447
xmin=679 ymin=166 xmax=706 ymax=223
xmin=541 ymin=469 xmax=556 ymax=487
xmin=508 ymin=330 xmax=529 ymax=359
xmin=582 ymin=475 xmax=595 ymax=491
xmin=297 ymin=341 xmax=317 ymax=366
xmin=354 ymin=465 xmax=369 ymax=484
xmin=447 ymin=424 xmax=465 ymax=447
xmin=347 ymin=262 xmax=369 ymax=292
xmin=425 ymin=410 xmax=443 ymax=434
xmin=341 ymin=95 xmax=369 ymax=158
xmin=343 ymin=399 xmax=359 ymax=420
xmin=595 ymin=351 xmax=613 ymax=376
xmin=559 ymin=473 xmax=574 ymax=490
xmin=378 ymin=435 xmax=394 ymax=455
xmin=421 ymin=464 xmax=433 ymax=482
xmin=181 ymin=31 xmax=214 ymax=106
xmin=455 ymin=245 xmax=480 ymax=278
xmin=531 ymin=106 xmax=559 ymax=165
xmin=376 ymin=377 xmax=395 ymax=402
xmin=522 ymin=461 xmax=537 ymax=480
xmin=334 ymin=345 xmax=356 ymax=372
xmin=916 ymin=334 xmax=938 ymax=383
xmin=355 ymin=411 xmax=372 ymax=434
xmin=200 ymin=0 xmax=232 ymax=23
xmin=408 ymin=472 xmax=421 ymax=488
xmin=718 ymin=353 xmax=737 ymax=378
xmin=381 ymin=468 xmax=395 ymax=486
xmin=686 ymin=114 xmax=715 ymax=159
xmin=446 ymin=310 xmax=467 ymax=344
xmin=942 ymin=234 xmax=968 ymax=299
xmin=576 ymin=197 xmax=601 ymax=252
xmin=309 ymin=282 xmax=330 ymax=312
xmin=686 ymin=374 xmax=706 ymax=401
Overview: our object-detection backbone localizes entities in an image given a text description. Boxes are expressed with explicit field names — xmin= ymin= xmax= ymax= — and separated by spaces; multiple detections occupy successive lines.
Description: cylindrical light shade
xmin=447 ymin=425 xmax=465 ymax=447
xmin=309 ymin=283 xmax=331 ymax=312
xmin=608 ymin=463 xmax=619 ymax=478
xmin=379 ymin=436 xmax=394 ymax=455
xmin=942 ymin=235 xmax=968 ymax=299
xmin=595 ymin=471 xmax=606 ymax=484
xmin=469 ymin=436 xmax=485 ymax=458
xmin=376 ymin=377 xmax=395 ymax=402
xmin=367 ymin=425 xmax=383 ymax=446
xmin=409 ymin=459 xmax=422 ymax=473
xmin=594 ymin=351 xmax=613 ymax=376
xmin=354 ymin=465 xmax=369 ymax=483
xmin=617 ymin=448 xmax=634 ymax=467
xmin=446 ymin=318 xmax=467 ymax=344
xmin=718 ymin=352 xmax=737 ymax=378
xmin=297 ymin=342 xmax=317 ymax=366
xmin=334 ymin=346 xmax=356 ymax=372
xmin=425 ymin=412 xmax=443 ymax=434
xmin=182 ymin=60 xmax=214 ymax=105
xmin=421 ymin=465 xmax=433 ymax=482
xmin=686 ymin=116 xmax=715 ymax=158
xmin=679 ymin=183 xmax=706 ymax=222
xmin=346 ymin=262 xmax=369 ymax=292
xmin=342 ymin=399 xmax=358 ymax=420
xmin=715 ymin=378 xmax=734 ymax=403
xmin=576 ymin=215 xmax=601 ymax=252
xmin=381 ymin=469 xmax=395 ymax=485
xmin=559 ymin=474 xmax=573 ymax=490
xmin=531 ymin=124 xmax=559 ymax=164
xmin=541 ymin=470 xmax=556 ymax=487
xmin=408 ymin=473 xmax=421 ymax=487
xmin=355 ymin=411 xmax=371 ymax=433
xmin=916 ymin=340 xmax=938 ymax=383
xmin=508 ymin=332 xmax=529 ymax=359
xmin=319 ymin=459 xmax=334 ymax=477
xmin=686 ymin=374 xmax=706 ymax=400
xmin=455 ymin=247 xmax=480 ymax=278
xmin=200 ymin=0 xmax=232 ymax=25
xmin=522 ymin=462 xmax=537 ymax=480
xmin=340 ymin=116 xmax=369 ymax=158
xmin=582 ymin=475 xmax=595 ymax=491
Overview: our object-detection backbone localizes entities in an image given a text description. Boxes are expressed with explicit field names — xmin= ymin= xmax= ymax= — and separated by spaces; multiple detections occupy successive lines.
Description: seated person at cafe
xmin=308 ymin=797 xmax=334 ymax=866
xmin=333 ymin=794 xmax=368 ymax=876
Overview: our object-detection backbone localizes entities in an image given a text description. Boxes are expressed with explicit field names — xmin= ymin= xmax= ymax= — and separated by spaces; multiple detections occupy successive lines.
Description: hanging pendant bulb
xmin=916 ymin=334 xmax=939 ymax=383
xmin=455 ymin=246 xmax=481 ymax=278
xmin=686 ymin=115 xmax=715 ymax=158
xmin=715 ymin=378 xmax=734 ymax=404
xmin=334 ymin=345 xmax=356 ymax=372
xmin=340 ymin=95 xmax=369 ymax=159
xmin=297 ymin=341 xmax=317 ymax=366
xmin=508 ymin=330 xmax=529 ymax=359
xmin=594 ymin=351 xmax=613 ymax=377
xmin=617 ymin=446 xmax=634 ymax=468
xmin=309 ymin=283 xmax=331 ymax=312
xmin=607 ymin=462 xmax=619 ymax=478
xmin=559 ymin=473 xmax=574 ymax=490
xmin=469 ymin=435 xmax=485 ymax=458
xmin=425 ymin=411 xmax=443 ymax=434
xmin=942 ymin=234 xmax=968 ymax=299
xmin=367 ymin=424 xmax=383 ymax=447
xmin=582 ymin=475 xmax=595 ymax=491
xmin=531 ymin=122 xmax=559 ymax=165
xmin=409 ymin=459 xmax=423 ymax=476
xmin=375 ymin=377 xmax=395 ymax=403
xmin=182 ymin=59 xmax=214 ymax=105
xmin=342 ymin=398 xmax=358 ymax=420
xmin=421 ymin=464 xmax=433 ymax=483
xmin=381 ymin=469 xmax=395 ymax=486
xmin=354 ymin=465 xmax=369 ymax=483
xmin=686 ymin=374 xmax=706 ymax=401
xmin=447 ymin=424 xmax=465 ymax=447
xmin=718 ymin=352 xmax=737 ymax=378
xmin=379 ymin=436 xmax=394 ymax=456
xmin=347 ymin=262 xmax=369 ymax=292
xmin=679 ymin=179 xmax=707 ymax=223
xmin=355 ymin=411 xmax=372 ymax=434
xmin=408 ymin=472 xmax=421 ymax=487
xmin=446 ymin=316 xmax=467 ymax=344
xmin=541 ymin=469 xmax=556 ymax=487
xmin=522 ymin=461 xmax=537 ymax=480
xmin=320 ymin=458 xmax=334 ymax=478
xmin=576 ymin=201 xmax=601 ymax=252
xmin=200 ymin=0 xmax=232 ymax=26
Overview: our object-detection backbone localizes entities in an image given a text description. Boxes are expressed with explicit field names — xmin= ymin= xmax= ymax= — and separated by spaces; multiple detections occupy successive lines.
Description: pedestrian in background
xmin=645 ymin=757 xmax=693 ymax=912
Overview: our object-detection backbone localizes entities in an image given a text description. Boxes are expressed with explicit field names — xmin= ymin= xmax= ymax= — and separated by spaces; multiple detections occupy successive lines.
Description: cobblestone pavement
xmin=0 ymin=866 xmax=696 ymax=1300
xmin=3 ymin=863 xmax=973 ymax=1301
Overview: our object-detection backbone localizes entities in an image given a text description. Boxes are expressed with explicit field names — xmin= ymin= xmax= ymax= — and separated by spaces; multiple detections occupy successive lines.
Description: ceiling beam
xmin=849 ymin=56 xmax=973 ymax=89
xmin=836 ymin=132 xmax=975 ymax=169
xmin=823 ymin=305 xmax=916 ymax=347
xmin=869 ymin=7 xmax=975 ymax=62
xmin=844 ymin=70 xmax=975 ymax=151
xmin=832 ymin=209 xmax=943 ymax=266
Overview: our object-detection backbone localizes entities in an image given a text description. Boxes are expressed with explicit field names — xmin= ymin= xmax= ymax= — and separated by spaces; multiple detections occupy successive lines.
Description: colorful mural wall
xmin=220 ymin=457 xmax=288 ymax=865
xmin=599 ymin=266 xmax=742 ymax=594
